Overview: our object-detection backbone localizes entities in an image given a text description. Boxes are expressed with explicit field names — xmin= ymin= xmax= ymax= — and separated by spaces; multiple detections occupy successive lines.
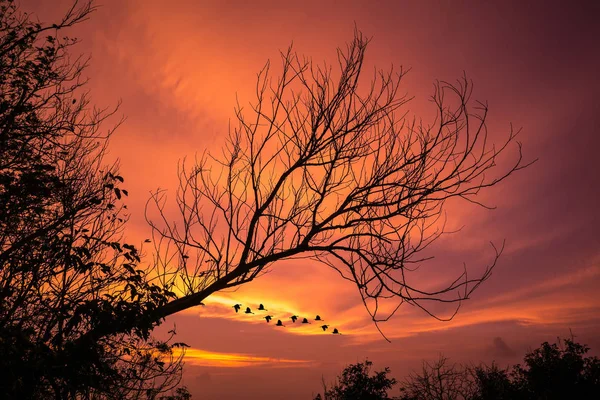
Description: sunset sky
xmin=24 ymin=1 xmax=600 ymax=398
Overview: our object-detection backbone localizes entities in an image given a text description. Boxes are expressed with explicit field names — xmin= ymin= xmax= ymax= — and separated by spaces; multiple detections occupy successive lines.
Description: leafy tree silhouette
xmin=0 ymin=1 xmax=185 ymax=398
xmin=510 ymin=338 xmax=600 ymax=399
xmin=314 ymin=359 xmax=397 ymax=400
xmin=470 ymin=363 xmax=515 ymax=400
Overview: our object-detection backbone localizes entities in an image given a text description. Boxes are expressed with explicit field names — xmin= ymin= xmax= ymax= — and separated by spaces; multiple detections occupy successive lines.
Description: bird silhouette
xmin=199 ymin=302 xmax=205 ymax=306
xmin=332 ymin=328 xmax=341 ymax=334
xmin=233 ymin=304 xmax=241 ymax=313
xmin=276 ymin=320 xmax=285 ymax=327
xmin=245 ymin=307 xmax=254 ymax=314
xmin=320 ymin=324 xmax=329 ymax=331
xmin=290 ymin=315 xmax=298 ymax=323
xmin=315 ymin=315 xmax=324 ymax=321
xmin=301 ymin=318 xmax=311 ymax=324
xmin=264 ymin=315 xmax=273 ymax=323
xmin=258 ymin=304 xmax=267 ymax=311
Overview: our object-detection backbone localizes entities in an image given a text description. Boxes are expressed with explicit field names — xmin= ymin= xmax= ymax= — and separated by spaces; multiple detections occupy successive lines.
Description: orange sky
xmin=23 ymin=1 xmax=600 ymax=398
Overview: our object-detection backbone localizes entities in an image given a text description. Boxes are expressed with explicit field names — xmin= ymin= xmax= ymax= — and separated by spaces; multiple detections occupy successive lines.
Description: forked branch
xmin=147 ymin=29 xmax=533 ymax=335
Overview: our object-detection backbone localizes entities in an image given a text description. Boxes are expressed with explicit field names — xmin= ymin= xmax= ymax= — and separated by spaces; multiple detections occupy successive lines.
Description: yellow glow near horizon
xmin=176 ymin=347 xmax=314 ymax=368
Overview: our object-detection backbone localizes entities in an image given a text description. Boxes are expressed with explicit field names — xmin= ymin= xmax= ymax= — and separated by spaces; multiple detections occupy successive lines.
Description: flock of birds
xmin=231 ymin=303 xmax=342 ymax=335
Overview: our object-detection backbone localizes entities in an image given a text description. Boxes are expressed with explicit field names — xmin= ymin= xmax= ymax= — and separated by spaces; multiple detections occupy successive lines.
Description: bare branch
xmin=148 ymin=29 xmax=532 ymax=332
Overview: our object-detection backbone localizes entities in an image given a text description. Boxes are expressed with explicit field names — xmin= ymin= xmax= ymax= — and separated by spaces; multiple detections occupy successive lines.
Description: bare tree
xmin=398 ymin=356 xmax=476 ymax=400
xmin=147 ymin=29 xmax=531 ymax=338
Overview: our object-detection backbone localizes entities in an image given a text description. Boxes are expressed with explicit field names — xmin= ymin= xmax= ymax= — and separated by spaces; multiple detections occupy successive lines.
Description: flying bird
xmin=199 ymin=302 xmax=205 ymax=306
xmin=258 ymin=304 xmax=267 ymax=311
xmin=245 ymin=307 xmax=254 ymax=314
xmin=264 ymin=315 xmax=273 ymax=323
xmin=320 ymin=324 xmax=329 ymax=331
xmin=332 ymin=328 xmax=341 ymax=334
xmin=315 ymin=315 xmax=324 ymax=321
xmin=290 ymin=315 xmax=298 ymax=323
xmin=301 ymin=318 xmax=311 ymax=324
xmin=233 ymin=304 xmax=241 ymax=313
xmin=276 ymin=320 xmax=286 ymax=327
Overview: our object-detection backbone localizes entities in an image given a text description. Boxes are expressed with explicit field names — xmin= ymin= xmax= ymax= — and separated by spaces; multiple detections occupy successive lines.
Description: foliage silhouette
xmin=510 ymin=338 xmax=600 ymax=399
xmin=314 ymin=359 xmax=397 ymax=400
xmin=0 ymin=0 xmax=186 ymax=398
xmin=396 ymin=337 xmax=600 ymax=400
xmin=469 ymin=363 xmax=515 ymax=400
xmin=147 ymin=27 xmax=533 ymax=341
xmin=317 ymin=337 xmax=600 ymax=399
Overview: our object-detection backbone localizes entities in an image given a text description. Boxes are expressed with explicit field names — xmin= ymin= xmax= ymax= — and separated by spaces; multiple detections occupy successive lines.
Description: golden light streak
xmin=176 ymin=347 xmax=314 ymax=368
xmin=173 ymin=259 xmax=600 ymax=347
xmin=177 ymin=293 xmax=364 ymax=337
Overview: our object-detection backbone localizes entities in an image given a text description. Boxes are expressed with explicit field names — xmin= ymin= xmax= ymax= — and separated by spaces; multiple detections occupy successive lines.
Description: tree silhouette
xmin=398 ymin=356 xmax=476 ymax=400
xmin=0 ymin=1 xmax=185 ymax=398
xmin=510 ymin=338 xmax=600 ymax=399
xmin=0 ymin=0 xmax=535 ymax=394
xmin=396 ymin=337 xmax=600 ymax=400
xmin=469 ymin=363 xmax=515 ymax=400
xmin=147 ymin=28 xmax=532 ymax=339
xmin=315 ymin=359 xmax=397 ymax=400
